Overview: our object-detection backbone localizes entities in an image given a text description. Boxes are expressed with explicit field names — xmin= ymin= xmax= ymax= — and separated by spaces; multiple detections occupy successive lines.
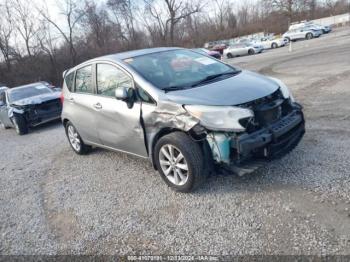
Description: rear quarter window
xmin=75 ymin=66 xmax=93 ymax=94
xmin=65 ymin=72 xmax=75 ymax=92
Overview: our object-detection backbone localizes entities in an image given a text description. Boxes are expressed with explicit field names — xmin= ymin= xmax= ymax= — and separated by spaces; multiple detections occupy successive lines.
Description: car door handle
xmin=93 ymin=103 xmax=102 ymax=109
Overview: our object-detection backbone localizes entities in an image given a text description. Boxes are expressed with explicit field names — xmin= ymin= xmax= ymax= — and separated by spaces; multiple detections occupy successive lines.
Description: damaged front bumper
xmin=10 ymin=99 xmax=62 ymax=127
xmin=206 ymin=105 xmax=305 ymax=168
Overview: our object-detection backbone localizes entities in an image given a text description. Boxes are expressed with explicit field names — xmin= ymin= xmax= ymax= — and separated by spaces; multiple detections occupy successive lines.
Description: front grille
xmin=238 ymin=89 xmax=293 ymax=132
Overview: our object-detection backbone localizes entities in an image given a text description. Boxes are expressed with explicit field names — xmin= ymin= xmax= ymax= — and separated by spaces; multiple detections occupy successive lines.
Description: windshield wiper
xmin=162 ymin=86 xmax=188 ymax=92
xmin=191 ymin=70 xmax=241 ymax=87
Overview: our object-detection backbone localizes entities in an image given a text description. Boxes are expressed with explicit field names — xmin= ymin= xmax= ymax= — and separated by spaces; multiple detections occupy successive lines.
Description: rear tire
xmin=248 ymin=49 xmax=255 ymax=55
xmin=227 ymin=53 xmax=233 ymax=59
xmin=284 ymin=37 xmax=290 ymax=43
xmin=12 ymin=114 xmax=28 ymax=135
xmin=271 ymin=43 xmax=278 ymax=49
xmin=306 ymin=33 xmax=313 ymax=40
xmin=154 ymin=132 xmax=206 ymax=193
xmin=65 ymin=121 xmax=91 ymax=155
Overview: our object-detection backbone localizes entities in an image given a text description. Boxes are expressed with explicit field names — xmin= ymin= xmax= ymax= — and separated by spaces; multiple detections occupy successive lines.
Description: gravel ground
xmin=1 ymin=27 xmax=350 ymax=256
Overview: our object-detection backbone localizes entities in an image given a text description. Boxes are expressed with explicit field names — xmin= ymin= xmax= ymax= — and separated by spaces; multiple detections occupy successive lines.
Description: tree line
xmin=0 ymin=0 xmax=348 ymax=87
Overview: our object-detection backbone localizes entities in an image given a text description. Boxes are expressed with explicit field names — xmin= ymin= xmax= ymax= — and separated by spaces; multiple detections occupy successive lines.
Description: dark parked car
xmin=211 ymin=44 xmax=227 ymax=54
xmin=61 ymin=47 xmax=305 ymax=192
xmin=0 ymin=82 xmax=62 ymax=135
xmin=192 ymin=48 xmax=222 ymax=60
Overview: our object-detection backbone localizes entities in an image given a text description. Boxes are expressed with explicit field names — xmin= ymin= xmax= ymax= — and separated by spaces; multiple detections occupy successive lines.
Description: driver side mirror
xmin=115 ymin=86 xmax=135 ymax=108
xmin=115 ymin=86 xmax=129 ymax=101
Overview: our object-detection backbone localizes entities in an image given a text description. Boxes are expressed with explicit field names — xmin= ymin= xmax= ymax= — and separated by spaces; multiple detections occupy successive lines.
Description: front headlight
xmin=184 ymin=105 xmax=253 ymax=132
xmin=269 ymin=77 xmax=295 ymax=102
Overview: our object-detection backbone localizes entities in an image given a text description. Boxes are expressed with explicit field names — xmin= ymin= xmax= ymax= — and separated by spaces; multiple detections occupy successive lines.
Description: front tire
xmin=12 ymin=114 xmax=28 ymax=135
xmin=65 ymin=121 xmax=91 ymax=155
xmin=154 ymin=132 xmax=206 ymax=193
xmin=306 ymin=33 xmax=313 ymax=40
xmin=248 ymin=49 xmax=255 ymax=55
xmin=226 ymin=53 xmax=233 ymax=59
xmin=271 ymin=43 xmax=278 ymax=49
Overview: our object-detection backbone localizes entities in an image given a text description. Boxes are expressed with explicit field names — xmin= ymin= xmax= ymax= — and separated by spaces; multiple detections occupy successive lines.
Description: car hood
xmin=165 ymin=70 xmax=279 ymax=106
xmin=11 ymin=92 xmax=60 ymax=106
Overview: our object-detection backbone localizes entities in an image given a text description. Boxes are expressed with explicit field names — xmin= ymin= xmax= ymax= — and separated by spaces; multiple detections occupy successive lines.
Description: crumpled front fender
xmin=8 ymin=107 xmax=25 ymax=118
xmin=141 ymin=100 xmax=200 ymax=167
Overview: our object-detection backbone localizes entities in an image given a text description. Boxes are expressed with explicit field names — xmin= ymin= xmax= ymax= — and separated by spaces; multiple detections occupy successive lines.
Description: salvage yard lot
xmin=1 ymin=27 xmax=350 ymax=255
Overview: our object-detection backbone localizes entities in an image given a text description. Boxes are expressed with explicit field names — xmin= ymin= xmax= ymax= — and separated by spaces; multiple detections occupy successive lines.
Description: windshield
xmin=124 ymin=49 xmax=238 ymax=91
xmin=9 ymin=85 xmax=52 ymax=102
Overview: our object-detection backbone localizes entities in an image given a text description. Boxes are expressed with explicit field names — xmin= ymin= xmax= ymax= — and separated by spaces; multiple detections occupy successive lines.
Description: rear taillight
xmin=60 ymin=92 xmax=64 ymax=104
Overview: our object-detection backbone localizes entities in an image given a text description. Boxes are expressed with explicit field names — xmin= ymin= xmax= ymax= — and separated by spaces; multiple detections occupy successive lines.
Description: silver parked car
xmin=223 ymin=43 xmax=264 ymax=59
xmin=61 ymin=48 xmax=305 ymax=192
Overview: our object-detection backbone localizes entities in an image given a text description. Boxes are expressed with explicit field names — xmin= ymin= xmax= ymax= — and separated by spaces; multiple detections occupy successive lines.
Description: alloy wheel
xmin=68 ymin=125 xmax=81 ymax=152
xmin=159 ymin=144 xmax=189 ymax=186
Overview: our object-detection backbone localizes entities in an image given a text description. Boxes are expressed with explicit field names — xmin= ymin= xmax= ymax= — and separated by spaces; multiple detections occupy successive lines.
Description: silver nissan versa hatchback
xmin=61 ymin=47 xmax=305 ymax=192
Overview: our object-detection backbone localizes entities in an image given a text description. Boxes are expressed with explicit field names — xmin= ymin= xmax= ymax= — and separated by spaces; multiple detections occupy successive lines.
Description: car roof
xmin=65 ymin=47 xmax=183 ymax=76
xmin=93 ymin=47 xmax=182 ymax=63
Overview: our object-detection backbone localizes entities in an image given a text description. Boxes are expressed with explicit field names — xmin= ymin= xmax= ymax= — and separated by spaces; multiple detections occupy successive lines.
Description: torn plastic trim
xmin=206 ymin=132 xmax=231 ymax=164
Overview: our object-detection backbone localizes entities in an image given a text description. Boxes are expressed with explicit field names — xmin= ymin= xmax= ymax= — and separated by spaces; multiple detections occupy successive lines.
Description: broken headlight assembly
xmin=269 ymin=77 xmax=295 ymax=102
xmin=184 ymin=105 xmax=254 ymax=132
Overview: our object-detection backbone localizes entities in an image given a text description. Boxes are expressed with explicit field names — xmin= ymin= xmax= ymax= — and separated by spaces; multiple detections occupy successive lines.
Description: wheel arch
xmin=62 ymin=118 xmax=70 ymax=127
xmin=150 ymin=127 xmax=182 ymax=169
xmin=150 ymin=127 xmax=214 ymax=173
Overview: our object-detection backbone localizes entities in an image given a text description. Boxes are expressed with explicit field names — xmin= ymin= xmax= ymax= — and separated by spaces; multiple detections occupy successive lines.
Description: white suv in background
xmin=289 ymin=21 xmax=332 ymax=34
xmin=283 ymin=28 xmax=322 ymax=42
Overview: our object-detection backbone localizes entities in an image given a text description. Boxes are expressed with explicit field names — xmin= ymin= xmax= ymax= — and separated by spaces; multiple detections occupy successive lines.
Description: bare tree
xmin=325 ymin=0 xmax=337 ymax=16
xmin=36 ymin=20 xmax=60 ymax=82
xmin=0 ymin=0 xmax=16 ymax=71
xmin=39 ymin=0 xmax=85 ymax=65
xmin=270 ymin=0 xmax=302 ymax=22
xmin=9 ymin=0 xmax=42 ymax=57
xmin=107 ymin=0 xmax=140 ymax=48
xmin=83 ymin=1 xmax=111 ymax=52
xmin=213 ymin=0 xmax=229 ymax=32
xmin=144 ymin=0 xmax=203 ymax=45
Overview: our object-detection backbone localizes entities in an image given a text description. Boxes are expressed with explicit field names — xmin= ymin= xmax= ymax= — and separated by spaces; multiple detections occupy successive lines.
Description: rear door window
xmin=75 ymin=65 xmax=93 ymax=94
